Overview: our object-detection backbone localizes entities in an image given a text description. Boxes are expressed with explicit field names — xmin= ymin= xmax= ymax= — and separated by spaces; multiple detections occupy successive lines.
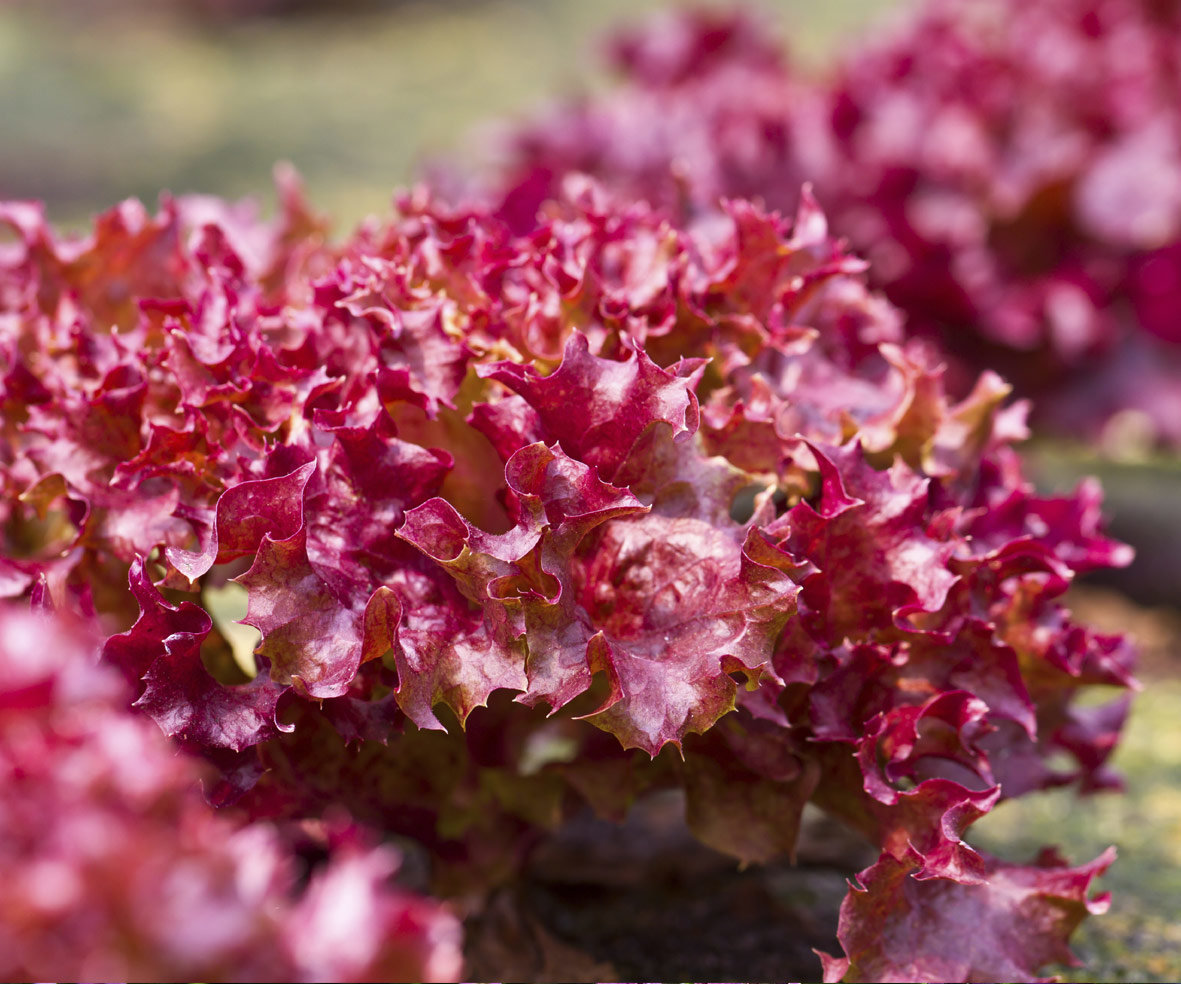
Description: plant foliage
xmin=0 ymin=156 xmax=1136 ymax=980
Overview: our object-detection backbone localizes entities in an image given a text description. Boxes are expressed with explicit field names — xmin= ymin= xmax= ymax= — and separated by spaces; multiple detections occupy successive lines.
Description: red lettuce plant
xmin=477 ymin=0 xmax=1181 ymax=448
xmin=0 ymin=164 xmax=1134 ymax=981
xmin=0 ymin=598 xmax=463 ymax=982
xmin=824 ymin=0 xmax=1181 ymax=447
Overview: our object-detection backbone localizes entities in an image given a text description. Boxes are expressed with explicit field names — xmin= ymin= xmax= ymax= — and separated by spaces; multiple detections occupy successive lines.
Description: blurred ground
xmin=0 ymin=0 xmax=899 ymax=231
xmin=4 ymin=1 xmax=1179 ymax=980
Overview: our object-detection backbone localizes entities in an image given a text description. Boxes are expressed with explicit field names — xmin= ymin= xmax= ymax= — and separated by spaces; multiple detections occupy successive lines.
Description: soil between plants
xmin=463 ymin=792 xmax=875 ymax=982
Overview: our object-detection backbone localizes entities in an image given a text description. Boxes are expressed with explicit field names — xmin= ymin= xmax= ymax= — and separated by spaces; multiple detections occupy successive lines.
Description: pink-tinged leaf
xmin=379 ymin=397 xmax=515 ymax=540
xmin=319 ymin=687 xmax=406 ymax=748
xmin=393 ymin=498 xmax=535 ymax=730
xmin=398 ymin=435 xmax=800 ymax=755
xmin=360 ymin=585 xmax=401 ymax=666
xmin=808 ymin=714 xmax=1006 ymax=883
xmin=0 ymin=560 xmax=34 ymax=600
xmin=902 ymin=619 xmax=1038 ymax=740
xmin=856 ymin=691 xmax=996 ymax=806
xmin=135 ymin=651 xmax=291 ymax=753
xmin=693 ymin=195 xmax=864 ymax=325
xmin=1053 ymin=694 xmax=1133 ymax=794
xmin=774 ymin=441 xmax=958 ymax=638
xmin=322 ymin=410 xmax=451 ymax=505
xmin=571 ymin=515 xmax=801 ymax=755
xmin=810 ymin=709 xmax=1003 ymax=883
xmin=104 ymin=559 xmax=290 ymax=751
xmin=56 ymin=198 xmax=184 ymax=330
xmin=478 ymin=330 xmax=702 ymax=481
xmin=821 ymin=845 xmax=1115 ymax=983
xmin=306 ymin=409 xmax=452 ymax=587
xmin=577 ymin=631 xmax=740 ymax=757
xmin=375 ymin=365 xmax=434 ymax=418
xmin=166 ymin=459 xmax=315 ymax=581
xmin=699 ymin=374 xmax=792 ymax=474
xmin=341 ymin=287 xmax=470 ymax=417
xmin=103 ymin=557 xmax=212 ymax=684
xmin=467 ymin=393 xmax=546 ymax=463
xmin=516 ymin=612 xmax=608 ymax=716
xmin=236 ymin=526 xmax=367 ymax=699
xmin=391 ymin=593 xmax=528 ymax=731
xmin=612 ymin=419 xmax=760 ymax=528
xmin=995 ymin=579 xmax=1138 ymax=694
xmin=398 ymin=495 xmax=543 ymax=610
xmin=806 ymin=642 xmax=906 ymax=744
xmin=86 ymin=481 xmax=190 ymax=564
xmin=112 ymin=412 xmax=211 ymax=488
xmin=877 ymin=780 xmax=1000 ymax=884
xmin=855 ymin=342 xmax=949 ymax=467
xmin=396 ymin=443 xmax=646 ymax=728
xmin=20 ymin=366 xmax=149 ymax=475
xmin=503 ymin=440 xmax=648 ymax=546
xmin=932 ymin=370 xmax=1030 ymax=475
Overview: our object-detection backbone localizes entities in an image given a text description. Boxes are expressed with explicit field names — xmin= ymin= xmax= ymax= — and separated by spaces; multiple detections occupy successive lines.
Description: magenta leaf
xmin=399 ymin=437 xmax=802 ymax=755
xmin=166 ymin=460 xmax=316 ymax=582
xmin=773 ymin=441 xmax=958 ymax=638
xmin=479 ymin=330 xmax=703 ymax=482
xmin=394 ymin=442 xmax=648 ymax=730
xmin=236 ymin=526 xmax=373 ymax=699
xmin=821 ymin=845 xmax=1115 ymax=983
xmin=104 ymin=559 xmax=290 ymax=751
xmin=571 ymin=516 xmax=801 ymax=754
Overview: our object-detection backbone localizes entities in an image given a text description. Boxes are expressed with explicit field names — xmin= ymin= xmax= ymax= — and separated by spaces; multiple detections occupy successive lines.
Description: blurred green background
xmin=0 ymin=0 xmax=897 ymax=231
xmin=2 ymin=0 xmax=1178 ymax=979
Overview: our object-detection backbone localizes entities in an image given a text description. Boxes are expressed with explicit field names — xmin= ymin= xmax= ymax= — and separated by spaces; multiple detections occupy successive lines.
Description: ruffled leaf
xmin=105 ymin=558 xmax=290 ymax=751
xmin=820 ymin=845 xmax=1115 ymax=983
xmin=479 ymin=330 xmax=703 ymax=482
